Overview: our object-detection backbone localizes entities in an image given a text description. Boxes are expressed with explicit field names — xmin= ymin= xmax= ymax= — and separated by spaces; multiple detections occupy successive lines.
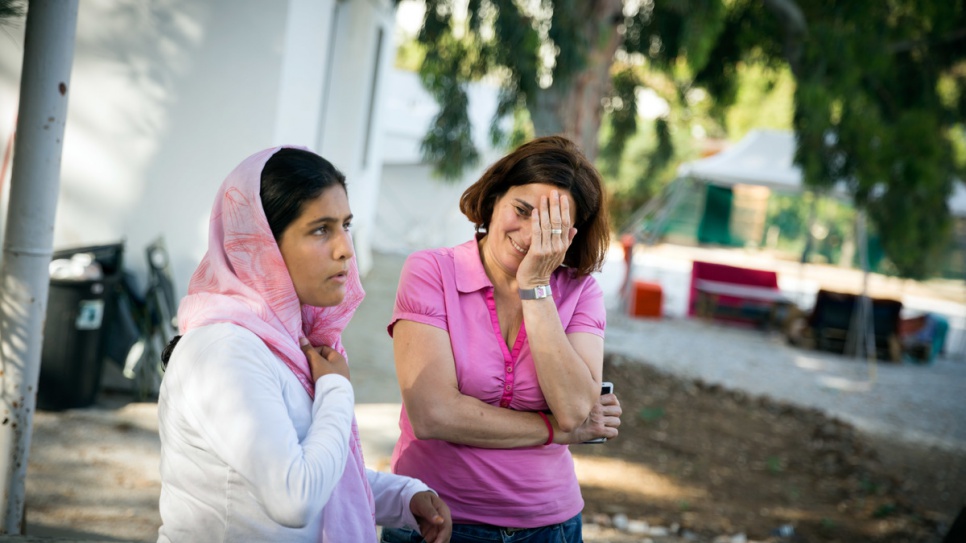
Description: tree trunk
xmin=531 ymin=0 xmax=623 ymax=162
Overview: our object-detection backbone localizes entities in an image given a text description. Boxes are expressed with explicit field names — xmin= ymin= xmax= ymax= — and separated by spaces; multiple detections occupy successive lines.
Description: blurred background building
xmin=1 ymin=0 xmax=398 ymax=293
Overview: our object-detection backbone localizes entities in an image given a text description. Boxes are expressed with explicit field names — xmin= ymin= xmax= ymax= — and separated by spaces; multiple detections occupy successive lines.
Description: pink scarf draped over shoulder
xmin=177 ymin=146 xmax=375 ymax=542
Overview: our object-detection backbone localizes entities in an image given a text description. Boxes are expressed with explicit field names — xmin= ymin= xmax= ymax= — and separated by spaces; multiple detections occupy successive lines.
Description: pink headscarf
xmin=177 ymin=146 xmax=376 ymax=542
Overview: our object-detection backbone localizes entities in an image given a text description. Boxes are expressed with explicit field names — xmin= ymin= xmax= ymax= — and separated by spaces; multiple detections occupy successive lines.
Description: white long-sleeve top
xmin=157 ymin=323 xmax=430 ymax=542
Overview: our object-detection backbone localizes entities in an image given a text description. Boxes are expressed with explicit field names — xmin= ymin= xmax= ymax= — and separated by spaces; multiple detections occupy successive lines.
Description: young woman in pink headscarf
xmin=156 ymin=147 xmax=451 ymax=543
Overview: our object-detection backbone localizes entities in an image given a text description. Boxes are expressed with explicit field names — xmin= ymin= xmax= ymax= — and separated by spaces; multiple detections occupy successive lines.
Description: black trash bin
xmin=38 ymin=243 xmax=125 ymax=411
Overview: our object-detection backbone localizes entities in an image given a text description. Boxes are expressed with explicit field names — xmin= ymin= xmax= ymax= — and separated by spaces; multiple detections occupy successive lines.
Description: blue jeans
xmin=381 ymin=513 xmax=582 ymax=543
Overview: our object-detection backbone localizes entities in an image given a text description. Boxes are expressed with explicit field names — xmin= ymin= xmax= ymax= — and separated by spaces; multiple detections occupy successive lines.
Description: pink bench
xmin=688 ymin=261 xmax=787 ymax=328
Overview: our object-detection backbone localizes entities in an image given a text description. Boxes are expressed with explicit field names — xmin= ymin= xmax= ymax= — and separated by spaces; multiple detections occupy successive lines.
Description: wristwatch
xmin=519 ymin=284 xmax=552 ymax=300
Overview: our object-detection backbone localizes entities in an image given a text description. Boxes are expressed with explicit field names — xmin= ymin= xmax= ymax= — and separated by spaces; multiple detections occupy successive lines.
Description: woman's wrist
xmin=517 ymin=279 xmax=551 ymax=290
xmin=536 ymin=412 xmax=554 ymax=445
xmin=545 ymin=413 xmax=574 ymax=445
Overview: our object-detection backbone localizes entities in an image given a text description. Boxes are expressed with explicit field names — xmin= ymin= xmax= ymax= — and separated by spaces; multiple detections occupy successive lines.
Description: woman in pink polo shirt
xmin=382 ymin=136 xmax=622 ymax=543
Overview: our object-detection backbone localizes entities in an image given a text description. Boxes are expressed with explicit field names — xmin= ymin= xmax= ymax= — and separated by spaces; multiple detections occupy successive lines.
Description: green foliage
xmin=0 ymin=0 xmax=24 ymax=24
xmin=601 ymin=116 xmax=691 ymax=232
xmin=413 ymin=0 xmax=545 ymax=178
xmin=546 ymin=0 xmax=588 ymax=83
xmin=764 ymin=193 xmax=810 ymax=253
xmin=417 ymin=20 xmax=483 ymax=178
xmin=407 ymin=0 xmax=965 ymax=278
xmin=726 ymin=64 xmax=795 ymax=137
xmin=661 ymin=0 xmax=965 ymax=278
xmin=764 ymin=192 xmax=860 ymax=266
xmin=394 ymin=37 xmax=427 ymax=72
xmin=623 ymin=0 xmax=730 ymax=75
xmin=781 ymin=1 xmax=965 ymax=278
xmin=599 ymin=67 xmax=640 ymax=176
xmin=506 ymin=105 xmax=534 ymax=149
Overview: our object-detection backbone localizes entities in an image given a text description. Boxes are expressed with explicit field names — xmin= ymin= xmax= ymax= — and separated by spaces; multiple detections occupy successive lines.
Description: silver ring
xmin=550 ymin=228 xmax=563 ymax=235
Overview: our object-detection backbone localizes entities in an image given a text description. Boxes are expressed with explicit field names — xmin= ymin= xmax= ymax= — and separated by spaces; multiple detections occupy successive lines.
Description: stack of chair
xmin=808 ymin=290 xmax=903 ymax=361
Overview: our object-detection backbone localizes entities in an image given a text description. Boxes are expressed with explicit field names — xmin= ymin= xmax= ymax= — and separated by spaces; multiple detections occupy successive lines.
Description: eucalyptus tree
xmin=411 ymin=0 xmax=965 ymax=278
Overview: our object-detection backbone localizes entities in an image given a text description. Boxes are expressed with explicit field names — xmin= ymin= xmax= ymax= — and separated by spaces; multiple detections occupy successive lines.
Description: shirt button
xmin=505 ymin=385 xmax=511 ymax=391
xmin=500 ymin=401 xmax=509 ymax=407
xmin=506 ymin=366 xmax=513 ymax=373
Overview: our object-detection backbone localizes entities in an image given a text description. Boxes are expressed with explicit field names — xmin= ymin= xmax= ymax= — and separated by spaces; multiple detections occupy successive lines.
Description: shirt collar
xmin=454 ymin=236 xmax=493 ymax=293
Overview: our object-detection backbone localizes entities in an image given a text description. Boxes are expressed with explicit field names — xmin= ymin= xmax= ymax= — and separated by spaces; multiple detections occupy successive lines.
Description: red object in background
xmin=621 ymin=234 xmax=634 ymax=265
xmin=629 ymin=280 xmax=663 ymax=318
xmin=688 ymin=261 xmax=780 ymax=318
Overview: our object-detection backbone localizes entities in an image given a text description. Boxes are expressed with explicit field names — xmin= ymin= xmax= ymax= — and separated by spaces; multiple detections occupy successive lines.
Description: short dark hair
xmin=459 ymin=136 xmax=610 ymax=275
xmin=260 ymin=148 xmax=347 ymax=241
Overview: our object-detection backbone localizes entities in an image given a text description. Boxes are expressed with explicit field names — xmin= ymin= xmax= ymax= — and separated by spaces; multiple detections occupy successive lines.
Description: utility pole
xmin=0 ymin=0 xmax=78 ymax=532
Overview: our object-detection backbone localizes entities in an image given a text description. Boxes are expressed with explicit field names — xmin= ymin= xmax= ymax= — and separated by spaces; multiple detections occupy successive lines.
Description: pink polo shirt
xmin=388 ymin=238 xmax=606 ymax=528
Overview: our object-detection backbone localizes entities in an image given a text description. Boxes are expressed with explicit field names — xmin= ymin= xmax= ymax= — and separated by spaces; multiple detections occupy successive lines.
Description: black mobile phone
xmin=582 ymin=381 xmax=613 ymax=444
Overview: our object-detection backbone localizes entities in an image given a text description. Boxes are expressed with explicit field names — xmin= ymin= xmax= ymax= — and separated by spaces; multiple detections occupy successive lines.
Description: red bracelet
xmin=537 ymin=412 xmax=553 ymax=446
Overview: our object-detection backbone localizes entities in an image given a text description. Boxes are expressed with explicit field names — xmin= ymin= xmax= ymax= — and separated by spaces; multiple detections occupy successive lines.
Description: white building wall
xmin=0 ymin=0 xmax=392 ymax=298
xmin=375 ymin=68 xmax=504 ymax=254
xmin=318 ymin=0 xmax=396 ymax=275
xmin=273 ymin=0 xmax=337 ymax=149
xmin=375 ymin=163 xmax=479 ymax=253
xmin=130 ymin=0 xmax=290 ymax=295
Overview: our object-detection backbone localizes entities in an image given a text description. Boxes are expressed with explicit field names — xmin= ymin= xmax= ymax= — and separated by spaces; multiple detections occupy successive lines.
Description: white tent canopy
xmin=676 ymin=128 xmax=859 ymax=199
xmin=677 ymin=128 xmax=966 ymax=216
xmin=677 ymin=129 xmax=803 ymax=191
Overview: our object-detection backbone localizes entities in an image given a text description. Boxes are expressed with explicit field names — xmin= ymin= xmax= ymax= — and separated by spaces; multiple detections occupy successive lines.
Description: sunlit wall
xmin=0 ymin=0 xmax=394 ymax=298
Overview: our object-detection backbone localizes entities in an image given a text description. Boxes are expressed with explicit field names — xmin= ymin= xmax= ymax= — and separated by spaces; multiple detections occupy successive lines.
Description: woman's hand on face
xmin=517 ymin=190 xmax=577 ymax=289
xmin=300 ymin=337 xmax=351 ymax=382
xmin=567 ymin=392 xmax=622 ymax=444
xmin=409 ymin=491 xmax=452 ymax=543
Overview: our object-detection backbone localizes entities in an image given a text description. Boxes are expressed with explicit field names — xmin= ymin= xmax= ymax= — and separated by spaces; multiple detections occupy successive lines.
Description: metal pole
xmin=850 ymin=209 xmax=877 ymax=379
xmin=797 ymin=191 xmax=818 ymax=308
xmin=0 ymin=0 xmax=78 ymax=532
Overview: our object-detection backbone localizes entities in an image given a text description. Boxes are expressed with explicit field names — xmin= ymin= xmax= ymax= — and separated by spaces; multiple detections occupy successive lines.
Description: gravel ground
xmin=605 ymin=313 xmax=966 ymax=453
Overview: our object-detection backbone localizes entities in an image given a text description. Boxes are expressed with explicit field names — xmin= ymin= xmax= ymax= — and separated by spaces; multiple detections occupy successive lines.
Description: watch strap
xmin=519 ymin=284 xmax=552 ymax=300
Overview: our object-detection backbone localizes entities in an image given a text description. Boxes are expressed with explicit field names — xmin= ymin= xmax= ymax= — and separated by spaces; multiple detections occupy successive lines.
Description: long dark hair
xmin=459 ymin=135 xmax=610 ymax=275
xmin=161 ymin=148 xmax=347 ymax=366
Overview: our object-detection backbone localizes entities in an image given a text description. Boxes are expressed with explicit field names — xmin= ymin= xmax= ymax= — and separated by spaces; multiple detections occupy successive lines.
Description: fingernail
xmin=299 ymin=337 xmax=309 ymax=347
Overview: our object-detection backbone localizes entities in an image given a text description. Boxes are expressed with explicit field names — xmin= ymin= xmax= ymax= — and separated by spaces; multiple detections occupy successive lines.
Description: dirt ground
xmin=22 ymin=356 xmax=966 ymax=543
xmin=575 ymin=353 xmax=966 ymax=543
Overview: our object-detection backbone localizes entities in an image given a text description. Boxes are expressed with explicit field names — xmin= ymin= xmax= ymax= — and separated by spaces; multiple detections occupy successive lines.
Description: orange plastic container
xmin=629 ymin=281 xmax=663 ymax=318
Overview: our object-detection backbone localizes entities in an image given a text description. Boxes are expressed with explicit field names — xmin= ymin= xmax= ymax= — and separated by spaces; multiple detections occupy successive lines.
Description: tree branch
xmin=762 ymin=0 xmax=807 ymax=77
xmin=888 ymin=27 xmax=966 ymax=54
